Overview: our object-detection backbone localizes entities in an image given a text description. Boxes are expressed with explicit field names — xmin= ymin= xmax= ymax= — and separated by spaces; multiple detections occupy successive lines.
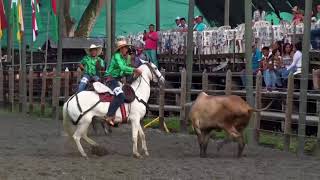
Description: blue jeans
xmin=263 ymin=70 xmax=277 ymax=89
xmin=282 ymin=66 xmax=297 ymax=79
xmin=311 ymin=28 xmax=320 ymax=49
xmin=78 ymin=74 xmax=100 ymax=92
xmin=275 ymin=68 xmax=284 ymax=87
xmin=144 ymin=49 xmax=159 ymax=67
xmin=105 ymin=79 xmax=125 ymax=117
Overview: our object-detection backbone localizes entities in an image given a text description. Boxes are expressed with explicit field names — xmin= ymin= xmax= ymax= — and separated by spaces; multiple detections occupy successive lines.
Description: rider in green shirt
xmin=104 ymin=40 xmax=142 ymax=125
xmin=78 ymin=44 xmax=105 ymax=92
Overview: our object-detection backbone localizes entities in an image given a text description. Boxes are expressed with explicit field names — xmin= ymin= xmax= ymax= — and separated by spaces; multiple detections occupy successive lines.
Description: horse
xmin=62 ymin=61 xmax=165 ymax=158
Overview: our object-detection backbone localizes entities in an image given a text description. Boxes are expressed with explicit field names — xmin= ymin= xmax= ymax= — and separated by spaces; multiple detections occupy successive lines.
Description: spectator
xmin=143 ymin=24 xmax=159 ymax=67
xmin=292 ymin=6 xmax=304 ymax=25
xmin=178 ymin=17 xmax=188 ymax=32
xmin=193 ymin=15 xmax=207 ymax=32
xmin=311 ymin=4 xmax=320 ymax=49
xmin=316 ymin=4 xmax=320 ymax=20
xmin=259 ymin=46 xmax=277 ymax=91
xmin=175 ymin=16 xmax=181 ymax=29
xmin=240 ymin=42 xmax=262 ymax=87
xmin=281 ymin=43 xmax=294 ymax=70
xmin=253 ymin=5 xmax=266 ymax=22
xmin=134 ymin=47 xmax=147 ymax=68
xmin=282 ymin=41 xmax=302 ymax=78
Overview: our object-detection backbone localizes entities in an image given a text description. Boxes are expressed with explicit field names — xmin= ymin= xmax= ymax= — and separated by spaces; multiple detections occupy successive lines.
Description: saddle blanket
xmin=98 ymin=93 xmax=127 ymax=123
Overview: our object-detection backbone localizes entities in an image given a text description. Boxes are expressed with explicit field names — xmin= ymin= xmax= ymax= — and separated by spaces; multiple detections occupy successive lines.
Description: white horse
xmin=62 ymin=62 xmax=165 ymax=158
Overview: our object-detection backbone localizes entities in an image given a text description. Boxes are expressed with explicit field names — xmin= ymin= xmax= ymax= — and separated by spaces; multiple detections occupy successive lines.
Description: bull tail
xmin=250 ymin=100 xmax=273 ymax=112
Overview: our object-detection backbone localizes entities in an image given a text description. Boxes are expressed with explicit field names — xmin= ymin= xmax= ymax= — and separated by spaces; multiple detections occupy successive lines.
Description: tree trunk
xmin=74 ymin=0 xmax=104 ymax=38
xmin=64 ymin=0 xmax=76 ymax=37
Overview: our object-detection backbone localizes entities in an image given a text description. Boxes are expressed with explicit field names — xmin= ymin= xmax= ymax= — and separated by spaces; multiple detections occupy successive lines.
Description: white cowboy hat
xmin=115 ymin=40 xmax=132 ymax=52
xmin=85 ymin=44 xmax=102 ymax=56
xmin=292 ymin=6 xmax=299 ymax=13
xmin=175 ymin=16 xmax=181 ymax=20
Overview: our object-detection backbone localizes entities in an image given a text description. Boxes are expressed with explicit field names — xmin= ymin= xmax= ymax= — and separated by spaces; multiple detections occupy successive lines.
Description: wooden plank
xmin=40 ymin=69 xmax=47 ymax=116
xmin=159 ymin=69 xmax=165 ymax=131
xmin=28 ymin=67 xmax=34 ymax=113
xmin=64 ymin=69 xmax=70 ymax=102
xmin=51 ymin=68 xmax=57 ymax=119
xmin=179 ymin=69 xmax=188 ymax=132
xmin=316 ymin=100 xmax=320 ymax=157
xmin=8 ymin=67 xmax=14 ymax=112
xmin=254 ymin=71 xmax=262 ymax=145
xmin=225 ymin=69 xmax=232 ymax=95
xmin=202 ymin=70 xmax=208 ymax=93
xmin=18 ymin=68 xmax=23 ymax=112
xmin=0 ymin=67 xmax=3 ymax=108
xmin=284 ymin=73 xmax=294 ymax=152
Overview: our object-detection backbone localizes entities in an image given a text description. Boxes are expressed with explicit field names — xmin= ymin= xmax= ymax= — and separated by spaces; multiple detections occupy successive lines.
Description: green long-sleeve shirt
xmin=80 ymin=55 xmax=105 ymax=76
xmin=105 ymin=52 xmax=134 ymax=78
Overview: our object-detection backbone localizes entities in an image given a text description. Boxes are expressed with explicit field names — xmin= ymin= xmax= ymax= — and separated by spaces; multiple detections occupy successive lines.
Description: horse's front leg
xmin=131 ymin=120 xmax=141 ymax=158
xmin=138 ymin=125 xmax=149 ymax=156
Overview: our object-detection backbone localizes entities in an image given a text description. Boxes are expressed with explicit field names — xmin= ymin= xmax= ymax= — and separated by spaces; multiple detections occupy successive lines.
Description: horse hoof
xmin=144 ymin=151 xmax=150 ymax=157
xmin=133 ymin=153 xmax=142 ymax=159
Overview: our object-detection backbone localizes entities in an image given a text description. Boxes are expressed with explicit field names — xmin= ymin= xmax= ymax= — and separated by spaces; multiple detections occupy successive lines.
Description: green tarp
xmin=2 ymin=0 xmax=205 ymax=49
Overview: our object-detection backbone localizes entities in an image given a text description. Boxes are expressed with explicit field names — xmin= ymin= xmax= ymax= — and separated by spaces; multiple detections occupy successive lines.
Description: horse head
xmin=139 ymin=59 xmax=165 ymax=86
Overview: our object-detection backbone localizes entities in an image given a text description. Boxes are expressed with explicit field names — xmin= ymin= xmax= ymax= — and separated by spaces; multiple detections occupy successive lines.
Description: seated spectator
xmin=292 ymin=6 xmax=304 ymax=25
xmin=311 ymin=4 xmax=320 ymax=49
xmin=193 ymin=15 xmax=207 ymax=32
xmin=282 ymin=42 xmax=302 ymax=78
xmin=175 ymin=16 xmax=181 ymax=29
xmin=253 ymin=5 xmax=266 ymax=23
xmin=259 ymin=46 xmax=277 ymax=92
xmin=134 ymin=47 xmax=147 ymax=68
xmin=178 ymin=17 xmax=188 ymax=32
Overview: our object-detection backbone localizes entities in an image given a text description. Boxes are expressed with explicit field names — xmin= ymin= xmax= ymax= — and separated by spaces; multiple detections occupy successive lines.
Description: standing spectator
xmin=178 ymin=17 xmax=188 ymax=32
xmin=134 ymin=47 xmax=147 ymax=68
xmin=241 ymin=42 xmax=262 ymax=87
xmin=143 ymin=24 xmax=159 ymax=67
xmin=259 ymin=46 xmax=277 ymax=91
xmin=253 ymin=5 xmax=266 ymax=22
xmin=175 ymin=16 xmax=181 ymax=29
xmin=292 ymin=6 xmax=304 ymax=25
xmin=193 ymin=15 xmax=207 ymax=32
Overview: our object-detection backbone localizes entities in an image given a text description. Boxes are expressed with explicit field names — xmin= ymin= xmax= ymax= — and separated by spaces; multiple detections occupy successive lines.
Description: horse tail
xmin=62 ymin=102 xmax=74 ymax=138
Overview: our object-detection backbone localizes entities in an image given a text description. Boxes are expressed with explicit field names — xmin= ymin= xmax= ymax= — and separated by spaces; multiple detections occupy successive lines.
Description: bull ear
xmin=139 ymin=58 xmax=148 ymax=64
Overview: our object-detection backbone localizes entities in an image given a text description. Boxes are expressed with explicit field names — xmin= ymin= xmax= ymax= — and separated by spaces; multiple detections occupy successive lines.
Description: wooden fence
xmin=1 ymin=66 xmax=320 ymax=155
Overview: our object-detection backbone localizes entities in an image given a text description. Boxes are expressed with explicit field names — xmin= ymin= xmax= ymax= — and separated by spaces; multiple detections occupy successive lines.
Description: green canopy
xmin=2 ymin=0 xmax=205 ymax=50
xmin=265 ymin=12 xmax=293 ymax=25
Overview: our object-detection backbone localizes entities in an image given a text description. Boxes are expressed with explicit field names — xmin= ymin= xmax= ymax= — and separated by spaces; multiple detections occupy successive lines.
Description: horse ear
xmin=139 ymin=58 xmax=148 ymax=64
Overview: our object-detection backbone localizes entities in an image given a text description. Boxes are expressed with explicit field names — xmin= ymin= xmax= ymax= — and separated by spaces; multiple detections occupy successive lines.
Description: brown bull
xmin=190 ymin=92 xmax=272 ymax=158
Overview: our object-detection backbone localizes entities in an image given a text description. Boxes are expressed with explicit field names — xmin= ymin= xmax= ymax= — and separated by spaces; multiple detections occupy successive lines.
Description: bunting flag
xmin=31 ymin=0 xmax=42 ymax=42
xmin=50 ymin=0 xmax=58 ymax=41
xmin=11 ymin=0 xmax=24 ymax=43
xmin=0 ymin=0 xmax=7 ymax=39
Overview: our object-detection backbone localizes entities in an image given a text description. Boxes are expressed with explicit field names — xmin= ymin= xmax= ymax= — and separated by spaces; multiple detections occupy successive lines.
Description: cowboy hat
xmin=292 ymin=6 xmax=299 ymax=13
xmin=85 ymin=44 xmax=102 ymax=56
xmin=115 ymin=40 xmax=132 ymax=52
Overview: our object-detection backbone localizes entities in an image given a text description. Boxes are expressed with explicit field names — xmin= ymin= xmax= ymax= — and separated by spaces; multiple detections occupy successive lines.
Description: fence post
xmin=64 ymin=68 xmax=70 ymax=102
xmin=284 ymin=73 xmax=294 ymax=152
xmin=159 ymin=69 xmax=165 ymax=131
xmin=316 ymin=100 xmax=320 ymax=157
xmin=18 ymin=68 xmax=23 ymax=112
xmin=28 ymin=67 xmax=34 ymax=113
xmin=40 ymin=68 xmax=47 ymax=116
xmin=0 ymin=66 xmax=3 ymax=109
xmin=51 ymin=68 xmax=57 ymax=118
xmin=202 ymin=69 xmax=208 ymax=93
xmin=8 ymin=67 xmax=14 ymax=112
xmin=225 ymin=69 xmax=232 ymax=95
xmin=254 ymin=71 xmax=262 ymax=145
xmin=179 ymin=68 xmax=187 ymax=132
xmin=76 ymin=67 xmax=82 ymax=83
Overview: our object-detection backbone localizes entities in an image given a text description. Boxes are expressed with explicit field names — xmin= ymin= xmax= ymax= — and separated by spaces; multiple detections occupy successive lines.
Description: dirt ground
xmin=0 ymin=112 xmax=320 ymax=180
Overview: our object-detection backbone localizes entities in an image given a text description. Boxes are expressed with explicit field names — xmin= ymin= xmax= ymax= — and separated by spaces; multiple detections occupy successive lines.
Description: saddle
xmin=92 ymin=82 xmax=136 ymax=123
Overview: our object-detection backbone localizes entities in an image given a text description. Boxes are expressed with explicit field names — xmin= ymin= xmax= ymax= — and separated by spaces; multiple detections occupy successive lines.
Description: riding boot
xmin=105 ymin=93 xmax=125 ymax=126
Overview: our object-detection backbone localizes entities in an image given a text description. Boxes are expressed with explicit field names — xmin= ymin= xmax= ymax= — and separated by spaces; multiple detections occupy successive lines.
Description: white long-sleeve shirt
xmin=286 ymin=50 xmax=302 ymax=71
